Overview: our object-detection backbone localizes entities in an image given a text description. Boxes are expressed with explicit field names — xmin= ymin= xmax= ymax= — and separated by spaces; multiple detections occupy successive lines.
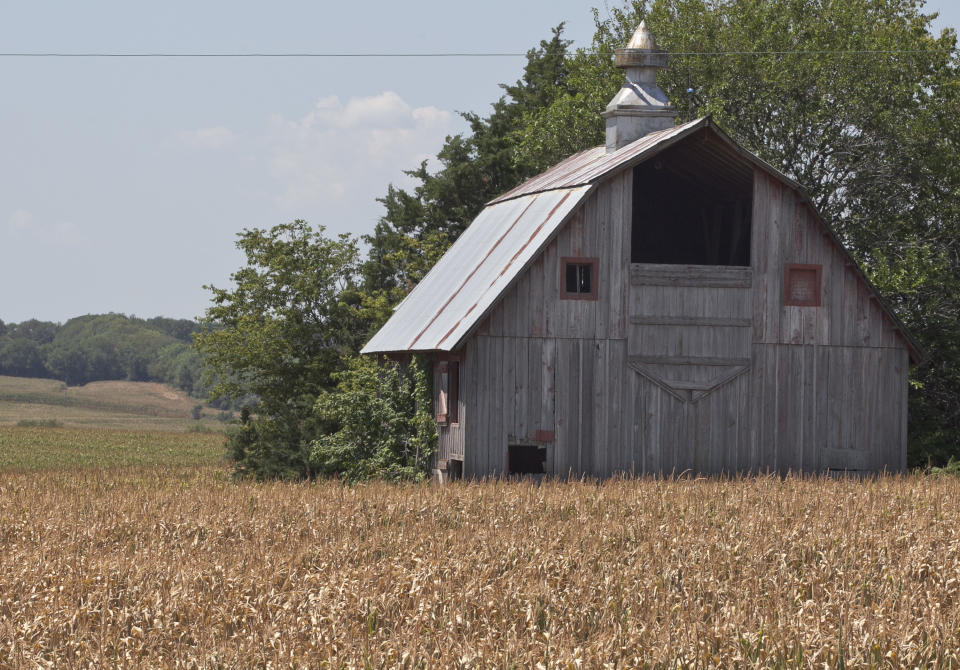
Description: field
xmin=0 ymin=375 xmax=230 ymax=432
xmin=0 ymin=426 xmax=227 ymax=471
xmin=1 ymin=470 xmax=959 ymax=667
xmin=1 ymin=373 xmax=958 ymax=666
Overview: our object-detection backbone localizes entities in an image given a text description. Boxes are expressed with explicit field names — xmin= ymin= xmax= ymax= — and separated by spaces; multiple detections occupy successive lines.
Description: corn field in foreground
xmin=1 ymin=469 xmax=958 ymax=668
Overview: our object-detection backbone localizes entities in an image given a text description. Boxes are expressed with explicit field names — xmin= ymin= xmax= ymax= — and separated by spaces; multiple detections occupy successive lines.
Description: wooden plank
xmin=614 ymin=171 xmax=631 ymax=338
xmin=800 ymin=345 xmax=815 ymax=471
xmin=491 ymin=335 xmax=505 ymax=475
xmin=630 ymin=354 xmax=752 ymax=367
xmin=751 ymin=170 xmax=771 ymax=343
xmin=766 ymin=178 xmax=784 ymax=345
xmin=821 ymin=447 xmax=871 ymax=471
xmin=529 ymin=255 xmax=545 ymax=337
xmin=593 ymin=340 xmax=609 ymax=475
xmin=762 ymin=344 xmax=779 ymax=472
xmin=898 ymin=349 xmax=908 ymax=471
xmin=630 ymin=277 xmax=753 ymax=289
xmin=552 ymin=338 xmax=569 ymax=475
xmin=630 ymin=315 xmax=752 ymax=327
xmin=540 ymin=338 xmax=556 ymax=439
xmin=517 ymin=337 xmax=529 ymax=440
xmin=596 ymin=180 xmax=611 ymax=339
xmin=813 ymin=345 xmax=830 ymax=471
xmin=631 ymin=263 xmax=752 ymax=285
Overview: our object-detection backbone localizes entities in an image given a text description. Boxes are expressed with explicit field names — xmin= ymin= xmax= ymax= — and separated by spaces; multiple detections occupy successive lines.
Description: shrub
xmin=310 ymin=355 xmax=436 ymax=482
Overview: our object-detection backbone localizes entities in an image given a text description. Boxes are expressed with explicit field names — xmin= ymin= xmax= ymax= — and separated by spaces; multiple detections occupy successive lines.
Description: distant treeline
xmin=0 ymin=314 xmax=217 ymax=399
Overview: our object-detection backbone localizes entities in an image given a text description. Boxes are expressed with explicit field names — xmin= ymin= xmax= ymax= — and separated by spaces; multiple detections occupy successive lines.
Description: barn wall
xmin=749 ymin=169 xmax=910 ymax=471
xmin=481 ymin=172 xmax=632 ymax=340
xmin=460 ymin=165 xmax=911 ymax=477
xmin=751 ymin=170 xmax=905 ymax=350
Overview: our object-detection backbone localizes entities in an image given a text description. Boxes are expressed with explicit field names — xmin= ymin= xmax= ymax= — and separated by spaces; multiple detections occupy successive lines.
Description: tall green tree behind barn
xmin=370 ymin=0 xmax=960 ymax=464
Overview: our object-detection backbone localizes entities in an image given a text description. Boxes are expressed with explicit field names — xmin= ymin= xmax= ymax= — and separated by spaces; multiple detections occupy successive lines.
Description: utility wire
xmin=0 ymin=49 xmax=955 ymax=58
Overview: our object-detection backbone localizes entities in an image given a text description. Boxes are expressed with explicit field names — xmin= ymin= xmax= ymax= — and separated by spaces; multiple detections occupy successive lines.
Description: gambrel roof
xmin=362 ymin=117 xmax=924 ymax=363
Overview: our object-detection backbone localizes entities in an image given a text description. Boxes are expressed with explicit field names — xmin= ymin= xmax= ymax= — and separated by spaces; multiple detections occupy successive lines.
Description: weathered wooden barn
xmin=362 ymin=22 xmax=923 ymax=478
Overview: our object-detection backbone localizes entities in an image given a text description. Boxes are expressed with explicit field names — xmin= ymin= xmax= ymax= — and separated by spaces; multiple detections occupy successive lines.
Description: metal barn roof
xmin=489 ymin=118 xmax=704 ymax=204
xmin=362 ymin=115 xmax=925 ymax=363
xmin=361 ymin=185 xmax=593 ymax=354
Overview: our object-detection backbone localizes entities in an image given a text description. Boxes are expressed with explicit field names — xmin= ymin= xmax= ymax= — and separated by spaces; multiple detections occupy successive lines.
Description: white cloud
xmin=264 ymin=92 xmax=453 ymax=213
xmin=6 ymin=209 xmax=84 ymax=246
xmin=7 ymin=209 xmax=33 ymax=236
xmin=179 ymin=126 xmax=237 ymax=149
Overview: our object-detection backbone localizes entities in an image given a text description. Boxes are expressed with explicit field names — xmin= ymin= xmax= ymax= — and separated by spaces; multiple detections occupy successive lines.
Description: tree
xmin=195 ymin=221 xmax=365 ymax=479
xmin=7 ymin=319 xmax=59 ymax=345
xmin=311 ymin=356 xmax=436 ymax=482
xmin=0 ymin=337 xmax=45 ymax=377
xmin=512 ymin=0 xmax=960 ymax=464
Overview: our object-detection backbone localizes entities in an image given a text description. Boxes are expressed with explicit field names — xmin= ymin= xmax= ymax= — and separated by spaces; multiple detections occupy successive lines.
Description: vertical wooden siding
xmin=460 ymin=165 xmax=911 ymax=477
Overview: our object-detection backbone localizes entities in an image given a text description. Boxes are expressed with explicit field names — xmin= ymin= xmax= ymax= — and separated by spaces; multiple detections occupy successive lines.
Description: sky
xmin=2 ymin=1 xmax=958 ymax=325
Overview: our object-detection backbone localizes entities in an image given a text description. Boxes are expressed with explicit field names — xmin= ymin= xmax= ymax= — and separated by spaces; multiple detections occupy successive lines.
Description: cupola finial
xmin=601 ymin=20 xmax=677 ymax=152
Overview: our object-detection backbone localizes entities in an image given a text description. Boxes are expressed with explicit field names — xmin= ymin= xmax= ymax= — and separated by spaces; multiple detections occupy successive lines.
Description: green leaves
xmin=196 ymin=221 xmax=364 ymax=412
xmin=311 ymin=356 xmax=436 ymax=482
xmin=195 ymin=222 xmax=369 ymax=479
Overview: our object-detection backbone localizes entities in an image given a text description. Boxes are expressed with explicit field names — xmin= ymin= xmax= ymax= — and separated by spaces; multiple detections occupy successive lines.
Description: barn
xmin=361 ymin=22 xmax=924 ymax=479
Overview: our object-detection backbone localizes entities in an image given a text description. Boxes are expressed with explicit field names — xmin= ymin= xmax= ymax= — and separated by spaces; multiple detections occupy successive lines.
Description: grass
xmin=0 ymin=375 xmax=231 ymax=432
xmin=0 ymin=425 xmax=227 ymax=471
xmin=1 ymin=472 xmax=958 ymax=667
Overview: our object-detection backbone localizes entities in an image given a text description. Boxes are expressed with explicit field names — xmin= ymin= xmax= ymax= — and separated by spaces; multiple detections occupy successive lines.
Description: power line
xmin=0 ymin=52 xmax=529 ymax=58
xmin=0 ymin=49 xmax=955 ymax=58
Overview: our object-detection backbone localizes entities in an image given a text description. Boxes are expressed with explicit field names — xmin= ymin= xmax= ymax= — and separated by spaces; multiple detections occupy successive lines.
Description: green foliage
xmin=196 ymin=221 xmax=367 ymax=479
xmin=514 ymin=0 xmax=960 ymax=464
xmin=0 ymin=338 xmax=47 ymax=378
xmin=6 ymin=319 xmax=59 ymax=345
xmin=0 ymin=314 xmax=215 ymax=397
xmin=44 ymin=314 xmax=178 ymax=385
xmin=311 ymin=356 xmax=436 ymax=482
xmin=928 ymin=458 xmax=960 ymax=476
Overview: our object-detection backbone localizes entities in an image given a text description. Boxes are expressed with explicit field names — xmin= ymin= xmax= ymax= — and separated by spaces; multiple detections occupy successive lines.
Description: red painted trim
xmin=534 ymin=429 xmax=555 ymax=442
xmin=560 ymin=257 xmax=600 ymax=301
xmin=784 ymin=263 xmax=822 ymax=307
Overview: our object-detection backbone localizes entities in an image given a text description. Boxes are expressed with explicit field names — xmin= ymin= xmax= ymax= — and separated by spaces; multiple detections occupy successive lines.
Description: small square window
xmin=561 ymin=257 xmax=599 ymax=300
xmin=784 ymin=264 xmax=822 ymax=306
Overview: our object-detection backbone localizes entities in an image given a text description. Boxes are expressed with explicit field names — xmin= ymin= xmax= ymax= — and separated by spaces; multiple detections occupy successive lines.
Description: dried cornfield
xmin=1 ymin=469 xmax=959 ymax=668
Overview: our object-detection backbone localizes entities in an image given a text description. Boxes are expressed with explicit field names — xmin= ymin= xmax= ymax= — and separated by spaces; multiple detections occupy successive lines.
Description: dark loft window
xmin=631 ymin=133 xmax=753 ymax=266
xmin=784 ymin=264 xmax=822 ymax=306
xmin=508 ymin=444 xmax=546 ymax=475
xmin=436 ymin=359 xmax=459 ymax=423
xmin=561 ymin=257 xmax=598 ymax=300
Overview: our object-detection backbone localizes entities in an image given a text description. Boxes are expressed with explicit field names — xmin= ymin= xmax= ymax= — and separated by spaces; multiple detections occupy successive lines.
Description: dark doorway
xmin=632 ymin=132 xmax=753 ymax=266
xmin=508 ymin=444 xmax=546 ymax=475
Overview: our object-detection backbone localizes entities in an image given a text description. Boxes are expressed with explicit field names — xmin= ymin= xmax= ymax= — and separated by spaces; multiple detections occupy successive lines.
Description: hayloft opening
xmin=508 ymin=444 xmax=546 ymax=475
xmin=631 ymin=133 xmax=753 ymax=266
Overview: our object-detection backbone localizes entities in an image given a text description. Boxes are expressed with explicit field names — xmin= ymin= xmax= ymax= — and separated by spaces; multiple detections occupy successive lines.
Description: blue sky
xmin=2 ymin=1 xmax=957 ymax=324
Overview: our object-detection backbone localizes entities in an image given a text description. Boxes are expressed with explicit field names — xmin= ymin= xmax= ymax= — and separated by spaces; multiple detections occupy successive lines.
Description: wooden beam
xmin=629 ymin=355 xmax=753 ymax=367
xmin=629 ymin=315 xmax=752 ymax=327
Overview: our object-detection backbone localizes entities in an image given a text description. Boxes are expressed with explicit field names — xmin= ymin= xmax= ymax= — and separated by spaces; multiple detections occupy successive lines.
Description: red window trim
xmin=561 ymin=256 xmax=599 ymax=301
xmin=784 ymin=263 xmax=822 ymax=307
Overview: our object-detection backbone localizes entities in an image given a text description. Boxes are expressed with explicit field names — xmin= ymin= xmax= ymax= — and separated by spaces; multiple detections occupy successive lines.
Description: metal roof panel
xmin=361 ymin=185 xmax=593 ymax=353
